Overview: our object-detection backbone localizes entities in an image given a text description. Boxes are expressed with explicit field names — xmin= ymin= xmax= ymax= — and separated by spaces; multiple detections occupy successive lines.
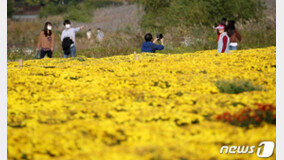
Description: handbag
xmin=34 ymin=50 xmax=41 ymax=59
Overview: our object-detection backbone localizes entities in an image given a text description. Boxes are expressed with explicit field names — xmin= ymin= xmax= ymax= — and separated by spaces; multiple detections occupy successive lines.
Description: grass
xmin=215 ymin=79 xmax=264 ymax=94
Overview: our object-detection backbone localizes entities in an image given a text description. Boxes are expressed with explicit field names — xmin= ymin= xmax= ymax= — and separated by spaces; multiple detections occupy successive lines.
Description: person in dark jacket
xmin=227 ymin=20 xmax=242 ymax=50
xmin=141 ymin=33 xmax=164 ymax=53
xmin=62 ymin=37 xmax=74 ymax=55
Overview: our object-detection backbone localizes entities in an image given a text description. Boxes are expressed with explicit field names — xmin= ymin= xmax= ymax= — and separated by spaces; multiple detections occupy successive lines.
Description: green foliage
xmin=39 ymin=0 xmax=123 ymax=22
xmin=39 ymin=3 xmax=67 ymax=18
xmin=8 ymin=0 xmax=14 ymax=18
xmin=75 ymin=56 xmax=86 ymax=62
xmin=215 ymin=79 xmax=263 ymax=94
xmin=138 ymin=0 xmax=266 ymax=31
xmin=24 ymin=0 xmax=50 ymax=6
xmin=64 ymin=6 xmax=92 ymax=22
xmin=84 ymin=0 xmax=122 ymax=9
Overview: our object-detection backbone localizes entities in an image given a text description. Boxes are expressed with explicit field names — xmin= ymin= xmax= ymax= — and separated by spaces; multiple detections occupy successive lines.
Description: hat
xmin=215 ymin=24 xmax=225 ymax=30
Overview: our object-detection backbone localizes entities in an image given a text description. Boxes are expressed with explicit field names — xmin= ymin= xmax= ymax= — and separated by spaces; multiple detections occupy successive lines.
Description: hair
xmin=63 ymin=20 xmax=71 ymax=26
xmin=220 ymin=18 xmax=227 ymax=26
xmin=144 ymin=33 xmax=153 ymax=42
xmin=214 ymin=23 xmax=218 ymax=27
xmin=227 ymin=20 xmax=236 ymax=37
xmin=97 ymin=28 xmax=101 ymax=30
xmin=43 ymin=22 xmax=52 ymax=37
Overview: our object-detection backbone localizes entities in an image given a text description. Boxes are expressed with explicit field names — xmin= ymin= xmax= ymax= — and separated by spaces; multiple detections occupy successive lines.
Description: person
xmin=217 ymin=18 xmax=227 ymax=41
xmin=220 ymin=18 xmax=228 ymax=26
xmin=61 ymin=20 xmax=84 ymax=58
xmin=96 ymin=28 xmax=104 ymax=42
xmin=227 ymin=20 xmax=242 ymax=50
xmin=37 ymin=22 xmax=54 ymax=59
xmin=87 ymin=29 xmax=92 ymax=40
xmin=216 ymin=25 xmax=230 ymax=53
xmin=141 ymin=33 xmax=164 ymax=53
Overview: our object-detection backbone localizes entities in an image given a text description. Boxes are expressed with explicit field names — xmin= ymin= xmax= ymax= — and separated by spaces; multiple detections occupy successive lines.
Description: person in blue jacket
xmin=141 ymin=33 xmax=164 ymax=53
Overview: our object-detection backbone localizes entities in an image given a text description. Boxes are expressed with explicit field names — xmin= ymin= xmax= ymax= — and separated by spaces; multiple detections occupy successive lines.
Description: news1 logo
xmin=220 ymin=141 xmax=275 ymax=158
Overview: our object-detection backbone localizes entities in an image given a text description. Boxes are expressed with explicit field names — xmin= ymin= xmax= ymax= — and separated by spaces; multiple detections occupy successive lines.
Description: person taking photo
xmin=141 ymin=33 xmax=164 ymax=53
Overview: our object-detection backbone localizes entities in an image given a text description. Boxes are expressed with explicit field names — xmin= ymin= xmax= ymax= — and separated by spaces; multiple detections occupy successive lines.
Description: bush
xmin=215 ymin=79 xmax=263 ymax=94
xmin=39 ymin=0 xmax=123 ymax=22
xmin=8 ymin=0 xmax=14 ymax=18
xmin=64 ymin=7 xmax=92 ymax=23
xmin=138 ymin=0 xmax=266 ymax=31
xmin=39 ymin=3 xmax=67 ymax=18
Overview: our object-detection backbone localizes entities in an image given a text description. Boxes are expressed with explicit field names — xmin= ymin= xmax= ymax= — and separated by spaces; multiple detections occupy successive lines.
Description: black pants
xmin=40 ymin=50 xmax=52 ymax=59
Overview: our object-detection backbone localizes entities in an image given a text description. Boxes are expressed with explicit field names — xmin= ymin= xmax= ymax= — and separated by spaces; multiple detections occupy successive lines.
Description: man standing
xmin=61 ymin=20 xmax=84 ymax=58
xmin=216 ymin=25 xmax=230 ymax=53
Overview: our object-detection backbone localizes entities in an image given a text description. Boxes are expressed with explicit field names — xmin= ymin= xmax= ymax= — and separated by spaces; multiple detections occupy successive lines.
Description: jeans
xmin=40 ymin=50 xmax=52 ymax=59
xmin=229 ymin=46 xmax=237 ymax=50
xmin=63 ymin=46 xmax=76 ymax=58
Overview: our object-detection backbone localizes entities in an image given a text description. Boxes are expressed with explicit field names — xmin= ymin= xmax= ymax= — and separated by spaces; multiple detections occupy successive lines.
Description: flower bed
xmin=8 ymin=47 xmax=276 ymax=160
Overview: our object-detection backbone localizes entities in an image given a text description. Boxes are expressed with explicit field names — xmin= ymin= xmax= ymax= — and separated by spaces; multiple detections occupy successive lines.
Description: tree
xmin=138 ymin=0 xmax=266 ymax=32
xmin=8 ymin=0 xmax=14 ymax=18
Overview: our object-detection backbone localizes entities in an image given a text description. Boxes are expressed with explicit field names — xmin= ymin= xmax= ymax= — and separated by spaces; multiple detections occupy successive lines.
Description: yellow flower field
xmin=7 ymin=47 xmax=276 ymax=160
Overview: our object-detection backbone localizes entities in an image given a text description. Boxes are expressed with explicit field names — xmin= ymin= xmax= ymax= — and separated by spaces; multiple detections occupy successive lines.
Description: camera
xmin=156 ymin=33 xmax=164 ymax=41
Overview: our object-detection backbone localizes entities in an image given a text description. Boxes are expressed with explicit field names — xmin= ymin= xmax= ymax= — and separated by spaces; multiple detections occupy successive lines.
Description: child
xmin=216 ymin=25 xmax=230 ymax=53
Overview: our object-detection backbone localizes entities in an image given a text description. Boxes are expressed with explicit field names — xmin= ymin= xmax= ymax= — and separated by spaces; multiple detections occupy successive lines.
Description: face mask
xmin=47 ymin=26 xmax=52 ymax=30
xmin=65 ymin=24 xmax=71 ymax=29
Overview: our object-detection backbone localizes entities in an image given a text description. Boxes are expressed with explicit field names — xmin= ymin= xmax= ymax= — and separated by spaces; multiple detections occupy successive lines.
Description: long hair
xmin=227 ymin=20 xmax=236 ymax=37
xmin=220 ymin=18 xmax=227 ymax=26
xmin=43 ymin=22 xmax=52 ymax=37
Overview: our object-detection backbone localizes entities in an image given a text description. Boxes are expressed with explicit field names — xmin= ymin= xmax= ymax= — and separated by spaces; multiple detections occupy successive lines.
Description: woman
xmin=37 ymin=22 xmax=54 ymax=58
xmin=227 ymin=20 xmax=242 ymax=50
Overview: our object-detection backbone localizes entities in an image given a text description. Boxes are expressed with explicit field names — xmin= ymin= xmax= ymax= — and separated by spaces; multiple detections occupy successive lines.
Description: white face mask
xmin=65 ymin=24 xmax=71 ymax=29
xmin=47 ymin=26 xmax=52 ymax=30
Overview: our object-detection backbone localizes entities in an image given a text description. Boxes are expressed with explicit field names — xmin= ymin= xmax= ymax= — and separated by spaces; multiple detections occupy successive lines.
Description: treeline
xmin=11 ymin=0 xmax=132 ymax=6
xmin=137 ymin=0 xmax=266 ymax=32
xmin=39 ymin=0 xmax=125 ymax=22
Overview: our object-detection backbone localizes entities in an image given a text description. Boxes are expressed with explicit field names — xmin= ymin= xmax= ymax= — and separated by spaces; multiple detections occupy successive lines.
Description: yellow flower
xmin=8 ymin=47 xmax=276 ymax=160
